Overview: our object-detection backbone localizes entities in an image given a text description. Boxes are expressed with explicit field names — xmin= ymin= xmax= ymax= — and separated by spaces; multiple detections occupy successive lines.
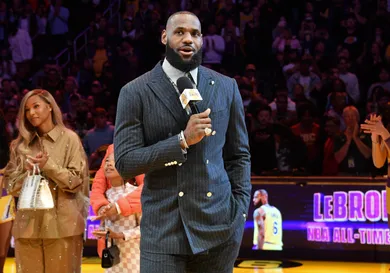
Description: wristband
xmin=179 ymin=131 xmax=189 ymax=149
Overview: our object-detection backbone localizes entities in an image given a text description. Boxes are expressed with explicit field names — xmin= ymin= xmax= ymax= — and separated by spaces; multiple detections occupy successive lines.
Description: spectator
xmin=40 ymin=67 xmax=63 ymax=94
xmin=367 ymin=66 xmax=390 ymax=100
xmin=249 ymin=104 xmax=277 ymax=175
xmin=221 ymin=17 xmax=240 ymax=71
xmin=287 ymin=59 xmax=321 ymax=102
xmin=239 ymin=0 xmax=253 ymax=34
xmin=8 ymin=22 xmax=33 ymax=71
xmin=203 ymin=24 xmax=225 ymax=71
xmin=48 ymin=0 xmax=69 ymax=54
xmin=3 ymin=105 xmax=18 ymax=140
xmin=89 ymin=35 xmax=109 ymax=79
xmin=83 ymin=107 xmax=114 ymax=158
xmin=334 ymin=106 xmax=372 ymax=175
xmin=74 ymin=98 xmax=94 ymax=139
xmin=339 ymin=14 xmax=365 ymax=61
xmin=291 ymin=103 xmax=322 ymax=174
xmin=18 ymin=4 xmax=38 ymax=38
xmin=270 ymin=86 xmax=297 ymax=127
xmin=272 ymin=29 xmax=301 ymax=54
xmin=122 ymin=18 xmax=134 ymax=39
xmin=338 ymin=57 xmax=360 ymax=104
xmin=326 ymin=89 xmax=348 ymax=131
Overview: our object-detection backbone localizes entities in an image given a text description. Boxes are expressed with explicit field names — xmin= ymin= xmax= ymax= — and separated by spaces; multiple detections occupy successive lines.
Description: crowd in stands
xmin=1 ymin=0 xmax=390 ymax=177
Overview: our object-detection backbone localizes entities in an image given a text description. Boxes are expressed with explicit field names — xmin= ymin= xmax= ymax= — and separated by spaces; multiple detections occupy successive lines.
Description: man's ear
xmin=161 ymin=30 xmax=167 ymax=45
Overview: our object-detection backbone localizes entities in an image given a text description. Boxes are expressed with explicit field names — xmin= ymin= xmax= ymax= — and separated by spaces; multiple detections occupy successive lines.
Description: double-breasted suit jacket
xmin=114 ymin=62 xmax=251 ymax=255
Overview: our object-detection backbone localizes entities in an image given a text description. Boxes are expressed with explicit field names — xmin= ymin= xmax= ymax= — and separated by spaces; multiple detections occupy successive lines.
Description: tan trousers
xmin=15 ymin=235 xmax=83 ymax=273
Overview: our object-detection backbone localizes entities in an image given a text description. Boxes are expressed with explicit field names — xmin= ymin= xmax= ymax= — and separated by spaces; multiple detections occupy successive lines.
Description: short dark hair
xmin=297 ymin=102 xmax=316 ymax=119
xmin=94 ymin=107 xmax=107 ymax=117
xmin=166 ymin=11 xmax=198 ymax=29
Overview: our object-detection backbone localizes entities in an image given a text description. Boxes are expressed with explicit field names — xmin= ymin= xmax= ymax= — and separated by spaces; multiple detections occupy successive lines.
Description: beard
xmin=165 ymin=42 xmax=202 ymax=72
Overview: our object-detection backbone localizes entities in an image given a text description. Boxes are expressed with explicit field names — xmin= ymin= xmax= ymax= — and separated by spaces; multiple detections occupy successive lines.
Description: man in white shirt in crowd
xmin=338 ymin=57 xmax=360 ymax=104
xmin=203 ymin=24 xmax=225 ymax=71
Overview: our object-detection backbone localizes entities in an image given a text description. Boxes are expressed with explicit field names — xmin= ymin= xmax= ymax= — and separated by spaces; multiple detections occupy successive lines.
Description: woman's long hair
xmin=6 ymin=89 xmax=65 ymax=183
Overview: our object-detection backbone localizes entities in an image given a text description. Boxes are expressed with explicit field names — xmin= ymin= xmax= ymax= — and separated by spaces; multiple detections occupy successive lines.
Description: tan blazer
xmin=4 ymin=126 xmax=89 ymax=239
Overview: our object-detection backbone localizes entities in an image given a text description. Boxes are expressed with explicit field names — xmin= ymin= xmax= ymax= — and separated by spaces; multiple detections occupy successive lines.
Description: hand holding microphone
xmin=184 ymin=108 xmax=213 ymax=146
xmin=177 ymin=76 xmax=216 ymax=147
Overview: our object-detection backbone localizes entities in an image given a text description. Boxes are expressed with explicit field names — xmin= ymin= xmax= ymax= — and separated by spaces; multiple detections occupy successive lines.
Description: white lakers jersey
xmin=261 ymin=204 xmax=283 ymax=250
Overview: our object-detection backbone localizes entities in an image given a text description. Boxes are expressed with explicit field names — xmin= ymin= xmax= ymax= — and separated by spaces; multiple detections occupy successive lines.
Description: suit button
xmin=178 ymin=192 xmax=184 ymax=197
xmin=206 ymin=160 xmax=209 ymax=164
xmin=243 ymin=214 xmax=247 ymax=218
xmin=206 ymin=192 xmax=212 ymax=197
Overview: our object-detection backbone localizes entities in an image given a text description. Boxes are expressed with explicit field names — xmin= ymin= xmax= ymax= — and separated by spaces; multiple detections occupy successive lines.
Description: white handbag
xmin=18 ymin=164 xmax=54 ymax=210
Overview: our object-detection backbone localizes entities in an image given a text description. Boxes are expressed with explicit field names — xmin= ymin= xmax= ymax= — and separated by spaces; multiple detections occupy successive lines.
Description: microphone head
xmin=177 ymin=76 xmax=194 ymax=94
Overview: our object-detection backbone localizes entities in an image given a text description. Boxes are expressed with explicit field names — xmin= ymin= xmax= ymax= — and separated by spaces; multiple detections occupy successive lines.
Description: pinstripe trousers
xmin=140 ymin=224 xmax=245 ymax=273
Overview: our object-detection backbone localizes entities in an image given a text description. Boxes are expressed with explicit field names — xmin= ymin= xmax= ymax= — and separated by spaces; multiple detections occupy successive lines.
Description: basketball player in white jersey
xmin=253 ymin=189 xmax=283 ymax=250
xmin=252 ymin=190 xmax=261 ymax=249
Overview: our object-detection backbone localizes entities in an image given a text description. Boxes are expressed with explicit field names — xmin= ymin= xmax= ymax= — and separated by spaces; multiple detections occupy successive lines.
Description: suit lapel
xmin=196 ymin=66 xmax=214 ymax=112
xmin=147 ymin=63 xmax=189 ymax=128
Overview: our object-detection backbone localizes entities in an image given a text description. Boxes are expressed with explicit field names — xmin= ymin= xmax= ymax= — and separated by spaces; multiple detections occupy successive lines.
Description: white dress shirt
xmin=8 ymin=29 xmax=33 ymax=63
xmin=162 ymin=58 xmax=198 ymax=87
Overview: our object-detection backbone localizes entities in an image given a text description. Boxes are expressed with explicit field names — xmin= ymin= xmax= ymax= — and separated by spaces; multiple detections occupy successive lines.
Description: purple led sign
xmin=308 ymin=190 xmax=390 ymax=245
xmin=313 ymin=190 xmax=387 ymax=222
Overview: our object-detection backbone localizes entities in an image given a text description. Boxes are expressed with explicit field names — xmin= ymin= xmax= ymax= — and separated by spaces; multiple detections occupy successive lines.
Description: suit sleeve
xmin=223 ymin=79 xmax=252 ymax=213
xmin=114 ymin=83 xmax=187 ymax=179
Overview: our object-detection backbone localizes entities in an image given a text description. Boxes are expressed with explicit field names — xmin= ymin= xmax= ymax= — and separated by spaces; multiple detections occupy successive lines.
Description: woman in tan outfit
xmin=3 ymin=89 xmax=90 ymax=273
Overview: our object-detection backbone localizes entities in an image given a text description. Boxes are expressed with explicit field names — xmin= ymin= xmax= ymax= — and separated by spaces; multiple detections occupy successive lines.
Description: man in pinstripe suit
xmin=114 ymin=11 xmax=251 ymax=273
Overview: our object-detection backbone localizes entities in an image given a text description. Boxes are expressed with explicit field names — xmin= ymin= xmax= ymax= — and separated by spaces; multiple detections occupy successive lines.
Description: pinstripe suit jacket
xmin=114 ymin=62 xmax=251 ymax=255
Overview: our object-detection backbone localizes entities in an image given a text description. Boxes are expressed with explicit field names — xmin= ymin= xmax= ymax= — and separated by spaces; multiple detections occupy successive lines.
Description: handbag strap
xmin=33 ymin=164 xmax=40 ymax=175
xmin=105 ymin=231 xmax=115 ymax=247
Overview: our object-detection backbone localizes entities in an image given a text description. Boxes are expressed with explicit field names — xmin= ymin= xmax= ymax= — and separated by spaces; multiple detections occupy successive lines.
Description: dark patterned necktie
xmin=186 ymin=72 xmax=196 ymax=87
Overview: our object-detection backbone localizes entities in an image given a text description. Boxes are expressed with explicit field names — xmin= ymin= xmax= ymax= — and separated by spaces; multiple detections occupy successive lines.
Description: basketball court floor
xmin=2 ymin=258 xmax=389 ymax=273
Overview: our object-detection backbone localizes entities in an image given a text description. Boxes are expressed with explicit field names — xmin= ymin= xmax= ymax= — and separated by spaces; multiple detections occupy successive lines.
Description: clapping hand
xmin=352 ymin=122 xmax=359 ymax=139
xmin=98 ymin=203 xmax=118 ymax=218
xmin=345 ymin=126 xmax=353 ymax=143
xmin=361 ymin=114 xmax=389 ymax=140
xmin=25 ymin=151 xmax=49 ymax=171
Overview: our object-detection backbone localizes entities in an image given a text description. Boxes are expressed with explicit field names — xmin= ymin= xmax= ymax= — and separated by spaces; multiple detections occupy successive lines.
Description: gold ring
xmin=204 ymin=128 xmax=212 ymax=136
